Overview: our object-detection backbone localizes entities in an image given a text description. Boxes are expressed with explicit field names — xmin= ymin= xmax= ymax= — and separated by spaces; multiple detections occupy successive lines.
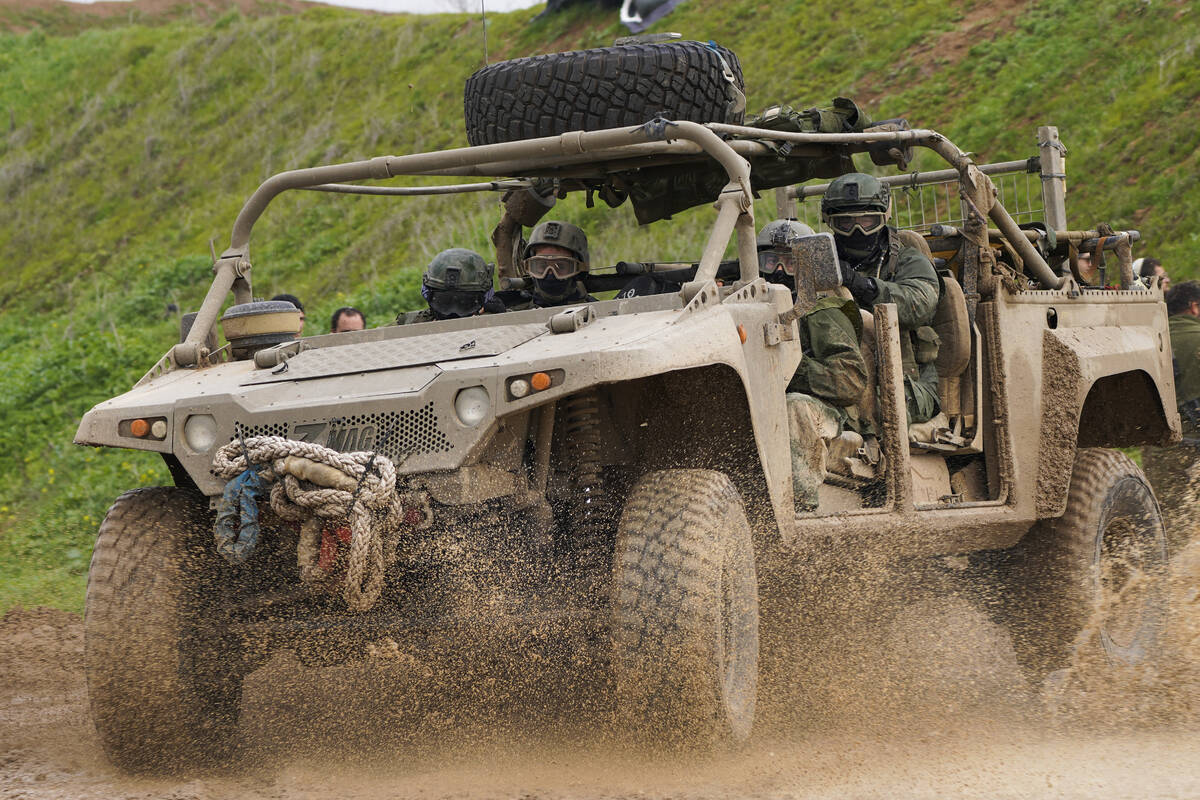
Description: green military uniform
xmin=822 ymin=173 xmax=941 ymax=426
xmin=788 ymin=296 xmax=867 ymax=407
xmin=1143 ymin=312 xmax=1200 ymax=551
xmin=395 ymin=308 xmax=437 ymax=325
xmin=785 ymin=296 xmax=869 ymax=510
xmin=857 ymin=228 xmax=941 ymax=424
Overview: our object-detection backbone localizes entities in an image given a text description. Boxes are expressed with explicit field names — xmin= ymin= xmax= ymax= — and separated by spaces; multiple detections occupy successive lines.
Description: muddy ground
xmin=2 ymin=542 xmax=1199 ymax=799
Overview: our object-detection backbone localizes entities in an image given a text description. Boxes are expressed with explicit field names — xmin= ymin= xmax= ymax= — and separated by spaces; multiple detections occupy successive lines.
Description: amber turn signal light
xmin=530 ymin=372 xmax=552 ymax=391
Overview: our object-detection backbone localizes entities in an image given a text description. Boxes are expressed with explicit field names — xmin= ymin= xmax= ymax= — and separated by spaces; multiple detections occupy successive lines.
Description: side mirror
xmin=792 ymin=232 xmax=842 ymax=292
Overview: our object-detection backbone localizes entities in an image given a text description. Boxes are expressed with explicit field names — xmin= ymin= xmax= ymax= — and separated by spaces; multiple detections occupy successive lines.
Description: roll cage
xmin=167 ymin=119 xmax=1117 ymax=372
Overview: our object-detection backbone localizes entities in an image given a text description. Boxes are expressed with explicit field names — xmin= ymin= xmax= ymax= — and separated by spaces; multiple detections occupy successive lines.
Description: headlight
xmin=454 ymin=386 xmax=490 ymax=427
xmin=183 ymin=414 xmax=218 ymax=452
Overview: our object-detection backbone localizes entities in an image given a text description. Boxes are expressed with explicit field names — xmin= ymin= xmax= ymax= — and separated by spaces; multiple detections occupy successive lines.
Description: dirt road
xmin=2 ymin=544 xmax=1199 ymax=799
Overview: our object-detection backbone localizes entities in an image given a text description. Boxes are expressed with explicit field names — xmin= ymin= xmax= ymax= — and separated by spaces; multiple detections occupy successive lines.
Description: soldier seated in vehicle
xmin=757 ymin=219 xmax=869 ymax=510
xmin=823 ymin=173 xmax=941 ymax=426
xmin=395 ymin=248 xmax=505 ymax=325
xmin=506 ymin=221 xmax=597 ymax=310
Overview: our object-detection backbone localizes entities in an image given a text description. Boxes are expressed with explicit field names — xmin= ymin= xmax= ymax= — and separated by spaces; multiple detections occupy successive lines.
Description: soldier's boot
xmin=786 ymin=393 xmax=841 ymax=511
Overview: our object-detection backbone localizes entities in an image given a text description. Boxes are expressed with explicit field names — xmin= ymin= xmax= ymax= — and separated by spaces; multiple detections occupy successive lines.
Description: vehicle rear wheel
xmin=1001 ymin=448 xmax=1169 ymax=681
xmin=610 ymin=468 xmax=758 ymax=746
xmin=464 ymin=41 xmax=745 ymax=146
xmin=86 ymin=487 xmax=247 ymax=773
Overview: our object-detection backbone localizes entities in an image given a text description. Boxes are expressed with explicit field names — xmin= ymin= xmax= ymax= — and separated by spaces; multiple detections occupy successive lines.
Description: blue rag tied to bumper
xmin=214 ymin=466 xmax=269 ymax=564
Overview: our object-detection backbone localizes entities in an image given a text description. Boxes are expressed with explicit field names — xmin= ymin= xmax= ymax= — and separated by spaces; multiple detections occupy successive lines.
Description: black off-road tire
xmin=464 ymin=41 xmax=745 ymax=146
xmin=86 ymin=487 xmax=246 ymax=773
xmin=611 ymin=469 xmax=758 ymax=746
xmin=1002 ymin=448 xmax=1169 ymax=681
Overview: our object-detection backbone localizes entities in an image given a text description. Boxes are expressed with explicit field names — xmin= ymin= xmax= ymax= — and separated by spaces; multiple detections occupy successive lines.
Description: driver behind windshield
xmin=506 ymin=220 xmax=596 ymax=310
xmin=395 ymin=248 xmax=505 ymax=325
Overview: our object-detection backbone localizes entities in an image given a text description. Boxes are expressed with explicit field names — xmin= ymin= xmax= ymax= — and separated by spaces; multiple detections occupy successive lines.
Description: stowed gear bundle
xmin=211 ymin=435 xmax=427 ymax=611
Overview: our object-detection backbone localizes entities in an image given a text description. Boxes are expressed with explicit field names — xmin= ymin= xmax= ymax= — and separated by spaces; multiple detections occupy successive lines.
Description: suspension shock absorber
xmin=562 ymin=388 xmax=609 ymax=556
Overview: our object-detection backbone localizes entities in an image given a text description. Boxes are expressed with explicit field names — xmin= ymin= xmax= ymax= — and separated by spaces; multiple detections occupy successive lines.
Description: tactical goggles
xmin=827 ymin=212 xmax=887 ymax=236
xmin=427 ymin=289 xmax=487 ymax=319
xmin=525 ymin=255 xmax=583 ymax=280
xmin=758 ymin=249 xmax=798 ymax=276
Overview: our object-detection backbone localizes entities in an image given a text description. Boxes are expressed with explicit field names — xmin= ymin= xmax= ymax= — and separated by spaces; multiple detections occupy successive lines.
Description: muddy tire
xmin=86 ymin=487 xmax=246 ymax=773
xmin=610 ymin=469 xmax=758 ymax=746
xmin=464 ymin=41 xmax=745 ymax=146
xmin=1002 ymin=448 xmax=1169 ymax=680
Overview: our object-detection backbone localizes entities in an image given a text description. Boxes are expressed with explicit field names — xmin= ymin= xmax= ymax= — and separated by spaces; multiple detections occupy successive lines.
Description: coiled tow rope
xmin=212 ymin=435 xmax=413 ymax=611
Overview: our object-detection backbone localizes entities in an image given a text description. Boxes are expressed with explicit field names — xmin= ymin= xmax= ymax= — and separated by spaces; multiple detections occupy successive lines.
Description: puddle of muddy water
xmin=1 ymin=539 xmax=1198 ymax=799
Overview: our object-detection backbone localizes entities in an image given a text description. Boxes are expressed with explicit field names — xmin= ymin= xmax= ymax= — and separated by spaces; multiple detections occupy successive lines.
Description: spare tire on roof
xmin=464 ymin=41 xmax=745 ymax=146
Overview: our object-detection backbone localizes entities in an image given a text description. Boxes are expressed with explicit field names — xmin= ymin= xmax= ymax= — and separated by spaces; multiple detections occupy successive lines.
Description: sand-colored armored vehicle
xmin=77 ymin=44 xmax=1175 ymax=771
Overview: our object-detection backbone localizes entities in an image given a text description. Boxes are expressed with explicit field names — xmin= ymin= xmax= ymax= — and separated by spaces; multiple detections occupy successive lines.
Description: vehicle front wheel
xmin=86 ymin=487 xmax=247 ymax=773
xmin=610 ymin=468 xmax=759 ymax=746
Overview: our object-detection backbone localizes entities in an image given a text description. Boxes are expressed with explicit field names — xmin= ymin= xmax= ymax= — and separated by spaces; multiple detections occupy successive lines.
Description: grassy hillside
xmin=2 ymin=0 xmax=1198 ymax=611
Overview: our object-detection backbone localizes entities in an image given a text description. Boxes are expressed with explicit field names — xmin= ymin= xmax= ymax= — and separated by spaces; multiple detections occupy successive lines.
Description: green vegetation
xmin=2 ymin=0 xmax=1197 ymax=612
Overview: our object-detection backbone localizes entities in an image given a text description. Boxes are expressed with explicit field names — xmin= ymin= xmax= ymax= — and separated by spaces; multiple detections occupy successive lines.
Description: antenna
xmin=481 ymin=0 xmax=488 ymax=66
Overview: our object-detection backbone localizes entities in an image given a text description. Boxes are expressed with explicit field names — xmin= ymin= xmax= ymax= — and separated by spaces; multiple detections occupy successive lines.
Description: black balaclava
xmin=761 ymin=265 xmax=795 ymax=293
xmin=835 ymin=225 xmax=889 ymax=269
xmin=532 ymin=275 xmax=585 ymax=305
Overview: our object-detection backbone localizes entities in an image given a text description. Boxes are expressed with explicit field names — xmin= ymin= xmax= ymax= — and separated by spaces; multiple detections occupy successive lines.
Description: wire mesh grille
xmin=232 ymin=402 xmax=451 ymax=463
xmin=794 ymin=166 xmax=1045 ymax=234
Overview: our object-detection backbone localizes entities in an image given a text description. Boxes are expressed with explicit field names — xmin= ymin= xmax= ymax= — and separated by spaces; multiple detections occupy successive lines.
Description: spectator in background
xmin=271 ymin=293 xmax=305 ymax=336
xmin=331 ymin=307 xmax=366 ymax=333
xmin=1142 ymin=280 xmax=1200 ymax=552
xmin=1135 ymin=257 xmax=1171 ymax=291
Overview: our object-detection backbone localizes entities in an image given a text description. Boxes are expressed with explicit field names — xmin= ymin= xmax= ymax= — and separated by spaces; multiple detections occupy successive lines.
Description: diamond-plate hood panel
xmin=241 ymin=323 xmax=547 ymax=385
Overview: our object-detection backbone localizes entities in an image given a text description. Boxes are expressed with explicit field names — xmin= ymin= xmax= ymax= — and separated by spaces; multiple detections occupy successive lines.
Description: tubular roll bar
xmin=172 ymin=120 xmax=754 ymax=367
xmin=171 ymin=121 xmax=1062 ymax=367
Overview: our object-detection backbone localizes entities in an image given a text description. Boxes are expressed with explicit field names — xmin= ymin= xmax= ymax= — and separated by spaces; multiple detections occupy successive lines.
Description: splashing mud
xmin=2 ymin=538 xmax=1199 ymax=799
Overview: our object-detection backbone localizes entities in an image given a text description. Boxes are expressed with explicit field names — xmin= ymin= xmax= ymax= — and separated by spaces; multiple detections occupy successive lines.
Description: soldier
xmin=1135 ymin=256 xmax=1171 ymax=291
xmin=395 ymin=248 xmax=504 ymax=325
xmin=507 ymin=221 xmax=596 ymax=310
xmin=757 ymin=219 xmax=869 ymax=510
xmin=822 ymin=173 xmax=940 ymax=424
xmin=1143 ymin=280 xmax=1200 ymax=551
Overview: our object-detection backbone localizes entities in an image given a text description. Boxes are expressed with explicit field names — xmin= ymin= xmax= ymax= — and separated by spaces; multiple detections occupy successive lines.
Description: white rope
xmin=213 ymin=435 xmax=406 ymax=611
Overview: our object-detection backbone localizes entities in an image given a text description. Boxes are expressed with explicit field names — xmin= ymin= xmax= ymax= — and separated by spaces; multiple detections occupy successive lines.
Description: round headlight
xmin=183 ymin=414 xmax=218 ymax=452
xmin=509 ymin=378 xmax=530 ymax=399
xmin=454 ymin=386 xmax=491 ymax=427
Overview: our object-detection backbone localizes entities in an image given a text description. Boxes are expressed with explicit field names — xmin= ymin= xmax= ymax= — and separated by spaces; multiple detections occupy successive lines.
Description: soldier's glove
xmin=840 ymin=264 xmax=878 ymax=306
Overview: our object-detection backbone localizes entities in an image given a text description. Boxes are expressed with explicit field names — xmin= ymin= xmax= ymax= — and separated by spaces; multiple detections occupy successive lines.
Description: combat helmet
xmin=523 ymin=220 xmax=590 ymax=268
xmin=423 ymin=248 xmax=493 ymax=293
xmin=756 ymin=219 xmax=815 ymax=277
xmin=820 ymin=173 xmax=891 ymax=217
xmin=756 ymin=219 xmax=815 ymax=250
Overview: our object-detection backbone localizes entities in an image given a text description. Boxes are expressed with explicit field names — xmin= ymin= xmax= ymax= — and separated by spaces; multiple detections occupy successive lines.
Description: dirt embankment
xmin=1 ymin=542 xmax=1198 ymax=799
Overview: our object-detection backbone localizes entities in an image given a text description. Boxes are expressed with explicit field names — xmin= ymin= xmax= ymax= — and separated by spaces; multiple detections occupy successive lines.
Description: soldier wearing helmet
xmin=758 ymin=219 xmax=867 ymax=409
xmin=758 ymin=219 xmax=869 ymax=508
xmin=822 ymin=173 xmax=940 ymax=424
xmin=395 ymin=248 xmax=504 ymax=325
xmin=508 ymin=221 xmax=596 ymax=310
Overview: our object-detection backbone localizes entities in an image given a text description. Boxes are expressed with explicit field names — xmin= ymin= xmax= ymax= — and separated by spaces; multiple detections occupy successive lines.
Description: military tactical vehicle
xmin=77 ymin=43 xmax=1176 ymax=772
